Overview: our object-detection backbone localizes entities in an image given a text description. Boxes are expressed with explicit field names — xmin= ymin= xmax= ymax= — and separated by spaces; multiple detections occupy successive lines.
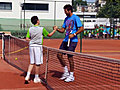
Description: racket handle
xmin=67 ymin=38 xmax=70 ymax=47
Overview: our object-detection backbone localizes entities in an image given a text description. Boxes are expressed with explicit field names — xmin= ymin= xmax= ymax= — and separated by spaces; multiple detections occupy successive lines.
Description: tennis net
xmin=2 ymin=35 xmax=120 ymax=90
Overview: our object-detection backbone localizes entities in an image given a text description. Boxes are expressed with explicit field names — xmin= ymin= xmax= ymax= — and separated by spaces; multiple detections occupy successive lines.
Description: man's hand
xmin=53 ymin=26 xmax=65 ymax=33
xmin=69 ymin=34 xmax=75 ymax=39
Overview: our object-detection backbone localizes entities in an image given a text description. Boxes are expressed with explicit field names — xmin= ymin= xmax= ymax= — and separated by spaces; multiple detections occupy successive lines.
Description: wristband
xmin=73 ymin=33 xmax=76 ymax=36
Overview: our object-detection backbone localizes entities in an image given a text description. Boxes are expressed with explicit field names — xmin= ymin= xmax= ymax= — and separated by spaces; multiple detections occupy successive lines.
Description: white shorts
xmin=29 ymin=46 xmax=43 ymax=65
xmin=89 ymin=33 xmax=91 ymax=37
xmin=103 ymin=32 xmax=107 ymax=34
xmin=117 ymin=33 xmax=119 ymax=36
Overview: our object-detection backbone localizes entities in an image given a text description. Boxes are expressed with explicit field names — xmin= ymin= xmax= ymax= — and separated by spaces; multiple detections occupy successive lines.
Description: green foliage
xmin=72 ymin=0 xmax=87 ymax=12
xmin=97 ymin=0 xmax=120 ymax=18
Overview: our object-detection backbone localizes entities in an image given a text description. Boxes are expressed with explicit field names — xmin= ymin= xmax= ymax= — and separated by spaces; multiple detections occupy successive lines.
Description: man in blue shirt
xmin=54 ymin=4 xmax=84 ymax=82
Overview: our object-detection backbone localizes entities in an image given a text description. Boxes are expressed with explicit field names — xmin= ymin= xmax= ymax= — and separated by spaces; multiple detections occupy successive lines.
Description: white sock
xmin=70 ymin=72 xmax=74 ymax=77
xmin=35 ymin=74 xmax=39 ymax=78
xmin=26 ymin=72 xmax=30 ymax=77
xmin=64 ymin=66 xmax=68 ymax=73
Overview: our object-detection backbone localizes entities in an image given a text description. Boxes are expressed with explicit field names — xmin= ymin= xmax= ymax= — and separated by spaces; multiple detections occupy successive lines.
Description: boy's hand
xmin=53 ymin=26 xmax=58 ymax=30
xmin=26 ymin=37 xmax=30 ymax=41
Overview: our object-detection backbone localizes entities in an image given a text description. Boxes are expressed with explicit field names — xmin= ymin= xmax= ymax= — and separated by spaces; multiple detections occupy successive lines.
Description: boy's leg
xmin=25 ymin=64 xmax=34 ymax=81
xmin=35 ymin=65 xmax=40 ymax=75
xmin=25 ymin=46 xmax=35 ymax=82
xmin=34 ymin=64 xmax=41 ymax=83
xmin=34 ymin=46 xmax=43 ymax=83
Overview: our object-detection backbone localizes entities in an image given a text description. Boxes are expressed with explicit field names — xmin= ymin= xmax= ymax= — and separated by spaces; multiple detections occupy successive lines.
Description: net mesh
xmin=3 ymin=35 xmax=120 ymax=90
xmin=4 ymin=35 xmax=29 ymax=71
xmin=46 ymin=47 xmax=120 ymax=90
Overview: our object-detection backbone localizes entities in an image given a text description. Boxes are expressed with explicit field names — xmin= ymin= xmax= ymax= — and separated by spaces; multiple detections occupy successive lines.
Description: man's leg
xmin=57 ymin=53 xmax=69 ymax=80
xmin=64 ymin=55 xmax=74 ymax=82
xmin=68 ymin=56 xmax=74 ymax=72
xmin=57 ymin=53 xmax=66 ymax=67
xmin=64 ymin=42 xmax=77 ymax=82
xmin=57 ymin=42 xmax=69 ymax=80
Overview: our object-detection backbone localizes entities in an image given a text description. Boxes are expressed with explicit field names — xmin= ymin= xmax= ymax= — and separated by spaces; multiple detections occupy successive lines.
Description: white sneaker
xmin=25 ymin=76 xmax=30 ymax=81
xmin=64 ymin=76 xmax=74 ymax=82
xmin=60 ymin=72 xmax=69 ymax=80
xmin=34 ymin=77 xmax=41 ymax=83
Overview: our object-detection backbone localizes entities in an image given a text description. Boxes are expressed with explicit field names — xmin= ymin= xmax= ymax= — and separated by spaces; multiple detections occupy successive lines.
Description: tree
xmin=72 ymin=0 xmax=87 ymax=12
xmin=97 ymin=0 xmax=120 ymax=18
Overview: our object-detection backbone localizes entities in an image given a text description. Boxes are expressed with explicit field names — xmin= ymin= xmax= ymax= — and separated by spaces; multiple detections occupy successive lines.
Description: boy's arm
xmin=26 ymin=29 xmax=30 ymax=41
xmin=26 ymin=37 xmax=30 ymax=41
xmin=43 ymin=27 xmax=56 ymax=37
xmin=47 ymin=28 xmax=56 ymax=37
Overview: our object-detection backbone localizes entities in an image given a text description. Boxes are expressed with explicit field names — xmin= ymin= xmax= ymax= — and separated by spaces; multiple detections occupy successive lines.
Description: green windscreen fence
xmin=0 ymin=18 xmax=67 ymax=38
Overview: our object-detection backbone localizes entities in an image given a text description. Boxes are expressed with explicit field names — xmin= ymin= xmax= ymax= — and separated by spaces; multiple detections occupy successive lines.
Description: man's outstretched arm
xmin=53 ymin=26 xmax=65 ymax=33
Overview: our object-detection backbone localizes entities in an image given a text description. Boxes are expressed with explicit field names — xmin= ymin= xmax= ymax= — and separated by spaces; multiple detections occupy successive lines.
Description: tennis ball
xmin=15 ymin=58 xmax=18 ymax=60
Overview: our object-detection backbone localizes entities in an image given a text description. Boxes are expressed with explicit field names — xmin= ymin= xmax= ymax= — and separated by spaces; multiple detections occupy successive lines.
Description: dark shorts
xmin=59 ymin=41 xmax=77 ymax=57
xmin=99 ymin=32 xmax=103 ymax=37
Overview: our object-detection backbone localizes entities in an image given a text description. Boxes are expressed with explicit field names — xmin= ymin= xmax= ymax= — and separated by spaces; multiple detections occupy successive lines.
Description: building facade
xmin=0 ymin=0 xmax=71 ymax=30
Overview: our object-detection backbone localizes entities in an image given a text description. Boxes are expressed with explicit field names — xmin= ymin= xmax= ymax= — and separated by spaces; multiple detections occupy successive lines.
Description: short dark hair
xmin=63 ymin=4 xmax=73 ymax=12
xmin=31 ymin=16 xmax=38 ymax=25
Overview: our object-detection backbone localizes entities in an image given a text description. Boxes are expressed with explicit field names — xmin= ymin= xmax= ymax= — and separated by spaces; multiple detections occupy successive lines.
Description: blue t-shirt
xmin=106 ymin=27 xmax=110 ymax=34
xmin=114 ymin=29 xmax=117 ymax=35
xmin=62 ymin=14 xmax=82 ymax=42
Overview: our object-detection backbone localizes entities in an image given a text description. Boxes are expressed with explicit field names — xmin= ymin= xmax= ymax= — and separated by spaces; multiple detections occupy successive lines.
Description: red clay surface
xmin=43 ymin=39 xmax=120 ymax=60
xmin=43 ymin=39 xmax=120 ymax=89
xmin=0 ymin=59 xmax=47 ymax=90
xmin=0 ymin=39 xmax=47 ymax=90
xmin=0 ymin=39 xmax=120 ymax=89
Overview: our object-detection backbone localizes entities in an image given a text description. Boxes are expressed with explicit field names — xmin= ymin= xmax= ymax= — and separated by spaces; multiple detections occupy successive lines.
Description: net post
xmin=45 ymin=47 xmax=49 ymax=82
xmin=8 ymin=35 xmax=10 ymax=62
xmin=80 ymin=32 xmax=83 ymax=53
xmin=2 ymin=33 xmax=5 ymax=59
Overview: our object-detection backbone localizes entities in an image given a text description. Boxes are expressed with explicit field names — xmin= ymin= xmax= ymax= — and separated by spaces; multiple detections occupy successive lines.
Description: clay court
xmin=43 ymin=39 xmax=120 ymax=59
xmin=0 ymin=38 xmax=120 ymax=89
xmin=0 ymin=39 xmax=47 ymax=90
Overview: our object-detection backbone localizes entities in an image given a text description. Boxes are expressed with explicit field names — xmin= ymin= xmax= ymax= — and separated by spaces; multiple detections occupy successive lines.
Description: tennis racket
xmin=67 ymin=20 xmax=74 ymax=47
xmin=67 ymin=31 xmax=72 ymax=47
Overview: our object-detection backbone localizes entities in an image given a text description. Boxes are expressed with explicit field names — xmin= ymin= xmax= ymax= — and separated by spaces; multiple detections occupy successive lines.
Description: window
xmin=87 ymin=20 xmax=91 ymax=22
xmin=0 ymin=2 xmax=12 ymax=10
xmin=77 ymin=15 xmax=95 ymax=18
xmin=22 ymin=3 xmax=49 ymax=11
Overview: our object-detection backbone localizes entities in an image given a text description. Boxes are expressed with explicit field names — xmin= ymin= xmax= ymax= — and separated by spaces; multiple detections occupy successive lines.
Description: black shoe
xmin=24 ymin=80 xmax=29 ymax=84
